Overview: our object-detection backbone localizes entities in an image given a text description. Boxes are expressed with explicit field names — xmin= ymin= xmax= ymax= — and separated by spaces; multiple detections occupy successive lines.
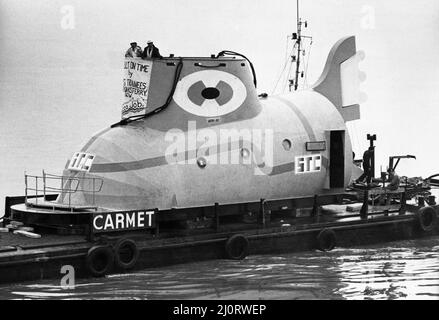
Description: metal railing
xmin=25 ymin=170 xmax=103 ymax=209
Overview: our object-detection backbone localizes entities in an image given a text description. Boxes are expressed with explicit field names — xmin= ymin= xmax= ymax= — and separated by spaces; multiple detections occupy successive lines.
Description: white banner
xmin=121 ymin=59 xmax=153 ymax=119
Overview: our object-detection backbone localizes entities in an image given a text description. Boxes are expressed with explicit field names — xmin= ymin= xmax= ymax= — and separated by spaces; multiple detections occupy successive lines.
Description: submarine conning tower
xmin=121 ymin=53 xmax=263 ymax=131
xmin=122 ymin=36 xmax=363 ymax=131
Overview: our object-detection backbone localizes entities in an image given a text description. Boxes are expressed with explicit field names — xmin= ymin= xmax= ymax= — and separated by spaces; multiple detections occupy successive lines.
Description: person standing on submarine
xmin=142 ymin=40 xmax=162 ymax=59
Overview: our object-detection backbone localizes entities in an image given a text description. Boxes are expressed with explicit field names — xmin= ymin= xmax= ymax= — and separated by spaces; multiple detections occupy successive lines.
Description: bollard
xmin=259 ymin=199 xmax=266 ymax=228
xmin=214 ymin=202 xmax=219 ymax=231
xmin=311 ymin=195 xmax=319 ymax=217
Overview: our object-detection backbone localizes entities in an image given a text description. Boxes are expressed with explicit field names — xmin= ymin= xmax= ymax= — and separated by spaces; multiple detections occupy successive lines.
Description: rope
xmin=216 ymin=50 xmax=257 ymax=88
xmin=303 ymin=40 xmax=313 ymax=88
xmin=272 ymin=36 xmax=294 ymax=94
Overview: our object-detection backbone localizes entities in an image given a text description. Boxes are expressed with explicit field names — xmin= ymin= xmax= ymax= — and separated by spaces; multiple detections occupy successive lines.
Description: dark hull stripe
xmin=91 ymin=153 xmax=180 ymax=173
xmin=91 ymin=150 xmax=328 ymax=176
xmin=80 ymin=127 xmax=113 ymax=153
xmin=89 ymin=99 xmax=323 ymax=175
xmin=90 ymin=141 xmax=263 ymax=173
xmin=271 ymin=96 xmax=316 ymax=141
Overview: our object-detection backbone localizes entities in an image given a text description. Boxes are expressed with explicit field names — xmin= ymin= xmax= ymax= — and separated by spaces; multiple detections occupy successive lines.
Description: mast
xmin=273 ymin=0 xmax=312 ymax=94
xmin=290 ymin=0 xmax=311 ymax=91
xmin=294 ymin=0 xmax=301 ymax=91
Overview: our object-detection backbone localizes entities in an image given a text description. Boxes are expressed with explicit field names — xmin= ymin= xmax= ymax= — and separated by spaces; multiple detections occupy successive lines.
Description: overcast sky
xmin=0 ymin=0 xmax=438 ymax=187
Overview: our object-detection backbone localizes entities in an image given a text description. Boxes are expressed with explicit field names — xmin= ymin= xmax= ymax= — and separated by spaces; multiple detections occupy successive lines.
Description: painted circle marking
xmin=173 ymin=70 xmax=247 ymax=117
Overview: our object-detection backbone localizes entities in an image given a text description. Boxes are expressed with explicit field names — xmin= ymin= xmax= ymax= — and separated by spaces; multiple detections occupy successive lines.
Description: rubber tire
xmin=225 ymin=234 xmax=249 ymax=260
xmin=113 ymin=238 xmax=139 ymax=270
xmin=316 ymin=228 xmax=336 ymax=252
xmin=416 ymin=206 xmax=437 ymax=232
xmin=86 ymin=245 xmax=114 ymax=277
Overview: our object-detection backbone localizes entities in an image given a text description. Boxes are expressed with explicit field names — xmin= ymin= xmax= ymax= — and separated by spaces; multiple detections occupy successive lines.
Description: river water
xmin=1 ymin=65 xmax=439 ymax=301
xmin=0 ymin=237 xmax=437 ymax=300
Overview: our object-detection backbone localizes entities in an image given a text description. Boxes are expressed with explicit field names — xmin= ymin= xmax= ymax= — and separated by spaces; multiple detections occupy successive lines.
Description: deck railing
xmin=24 ymin=170 xmax=103 ymax=208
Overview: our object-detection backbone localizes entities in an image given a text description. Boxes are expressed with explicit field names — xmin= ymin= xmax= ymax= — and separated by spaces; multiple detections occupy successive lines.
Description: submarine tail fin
xmin=312 ymin=36 xmax=366 ymax=122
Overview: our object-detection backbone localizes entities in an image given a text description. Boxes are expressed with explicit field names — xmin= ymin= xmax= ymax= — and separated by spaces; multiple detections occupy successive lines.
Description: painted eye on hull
xmin=188 ymin=80 xmax=234 ymax=107
xmin=173 ymin=70 xmax=247 ymax=117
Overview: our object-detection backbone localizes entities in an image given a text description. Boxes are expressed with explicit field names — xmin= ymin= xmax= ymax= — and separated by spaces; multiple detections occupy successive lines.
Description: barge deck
xmin=0 ymin=197 xmax=438 ymax=285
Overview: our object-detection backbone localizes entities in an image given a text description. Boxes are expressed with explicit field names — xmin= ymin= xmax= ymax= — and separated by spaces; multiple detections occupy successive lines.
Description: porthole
xmin=241 ymin=148 xmax=250 ymax=159
xmin=282 ymin=139 xmax=292 ymax=151
xmin=197 ymin=157 xmax=207 ymax=168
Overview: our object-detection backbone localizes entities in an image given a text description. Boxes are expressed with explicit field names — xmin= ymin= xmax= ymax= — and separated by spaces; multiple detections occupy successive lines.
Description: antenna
xmin=290 ymin=0 xmax=312 ymax=91
xmin=271 ymin=0 xmax=313 ymax=94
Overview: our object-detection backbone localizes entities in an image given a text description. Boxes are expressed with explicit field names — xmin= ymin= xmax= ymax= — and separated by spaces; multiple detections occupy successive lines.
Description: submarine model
xmin=28 ymin=36 xmax=363 ymax=214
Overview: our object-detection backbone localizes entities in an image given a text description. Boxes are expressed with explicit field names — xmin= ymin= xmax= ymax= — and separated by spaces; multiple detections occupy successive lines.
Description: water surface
xmin=0 ymin=237 xmax=437 ymax=300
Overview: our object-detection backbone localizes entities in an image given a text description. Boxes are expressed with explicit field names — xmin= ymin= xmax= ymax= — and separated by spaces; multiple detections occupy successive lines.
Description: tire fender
xmin=85 ymin=245 xmax=114 ymax=277
xmin=113 ymin=238 xmax=140 ymax=270
xmin=316 ymin=228 xmax=336 ymax=252
xmin=225 ymin=234 xmax=249 ymax=260
xmin=416 ymin=206 xmax=437 ymax=232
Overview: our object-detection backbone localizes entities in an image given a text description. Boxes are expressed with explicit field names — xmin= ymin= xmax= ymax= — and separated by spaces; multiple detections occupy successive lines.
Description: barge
xmin=1 ymin=189 xmax=439 ymax=284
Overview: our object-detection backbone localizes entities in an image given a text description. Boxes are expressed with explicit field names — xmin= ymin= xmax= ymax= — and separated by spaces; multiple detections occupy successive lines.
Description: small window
xmin=282 ymin=139 xmax=292 ymax=151
xmin=241 ymin=148 xmax=250 ymax=159
xmin=306 ymin=141 xmax=326 ymax=151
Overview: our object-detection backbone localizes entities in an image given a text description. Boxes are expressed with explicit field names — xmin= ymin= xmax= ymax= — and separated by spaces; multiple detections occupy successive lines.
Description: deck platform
xmin=0 ymin=201 xmax=438 ymax=285
xmin=25 ymin=197 xmax=100 ymax=211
